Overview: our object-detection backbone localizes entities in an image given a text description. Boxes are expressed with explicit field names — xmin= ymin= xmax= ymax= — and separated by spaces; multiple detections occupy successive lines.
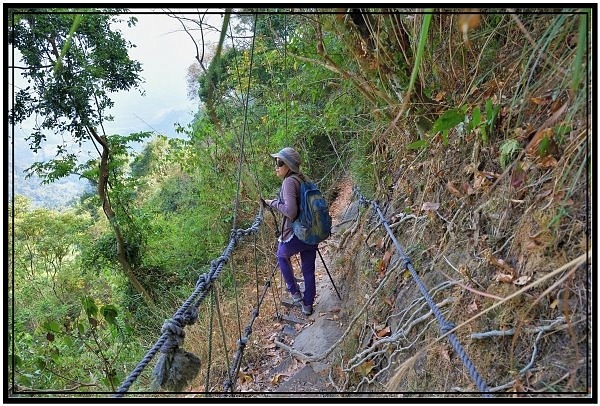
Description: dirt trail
xmin=238 ymin=177 xmax=353 ymax=393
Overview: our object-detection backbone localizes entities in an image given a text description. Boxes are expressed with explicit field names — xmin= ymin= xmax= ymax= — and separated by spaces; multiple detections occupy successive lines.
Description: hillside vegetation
xmin=8 ymin=8 xmax=592 ymax=398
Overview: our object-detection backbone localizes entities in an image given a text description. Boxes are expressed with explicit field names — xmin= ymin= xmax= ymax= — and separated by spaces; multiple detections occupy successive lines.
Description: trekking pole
xmin=317 ymin=248 xmax=341 ymax=300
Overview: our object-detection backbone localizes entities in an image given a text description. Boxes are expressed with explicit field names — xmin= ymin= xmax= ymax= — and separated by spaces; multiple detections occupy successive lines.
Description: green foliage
xmin=406 ymin=11 xmax=432 ymax=102
xmin=467 ymin=99 xmax=500 ymax=144
xmin=407 ymin=139 xmax=429 ymax=151
xmin=553 ymin=123 xmax=572 ymax=145
xmin=570 ymin=12 xmax=588 ymax=94
xmin=432 ymin=106 xmax=466 ymax=145
xmin=10 ymin=197 xmax=145 ymax=391
xmin=10 ymin=10 xmax=142 ymax=159
xmin=500 ymin=139 xmax=521 ymax=168
xmin=350 ymin=135 xmax=375 ymax=197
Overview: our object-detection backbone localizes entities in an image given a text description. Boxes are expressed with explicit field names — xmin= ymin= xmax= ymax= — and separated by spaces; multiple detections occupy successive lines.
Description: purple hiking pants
xmin=277 ymin=235 xmax=317 ymax=306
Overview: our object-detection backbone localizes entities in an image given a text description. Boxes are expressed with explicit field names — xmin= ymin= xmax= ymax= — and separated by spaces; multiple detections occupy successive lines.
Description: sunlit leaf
xmin=468 ymin=106 xmax=482 ymax=132
xmin=240 ymin=373 xmax=253 ymax=383
xmin=42 ymin=320 xmax=62 ymax=333
xmin=407 ymin=139 xmax=428 ymax=150
xmin=433 ymin=107 xmax=465 ymax=135
xmin=356 ymin=360 xmax=376 ymax=377
xmin=100 ymin=304 xmax=119 ymax=325
xmin=500 ymin=139 xmax=521 ymax=168
xmin=82 ymin=297 xmax=98 ymax=318
xmin=270 ymin=373 xmax=287 ymax=385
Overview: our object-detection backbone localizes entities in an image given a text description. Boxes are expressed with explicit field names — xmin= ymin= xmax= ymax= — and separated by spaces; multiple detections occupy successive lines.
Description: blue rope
xmin=114 ymin=207 xmax=264 ymax=396
xmin=223 ymin=265 xmax=278 ymax=392
xmin=357 ymin=189 xmax=491 ymax=396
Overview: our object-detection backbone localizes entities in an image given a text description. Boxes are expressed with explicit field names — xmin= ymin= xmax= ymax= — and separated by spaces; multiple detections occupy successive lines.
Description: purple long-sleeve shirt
xmin=269 ymin=174 xmax=300 ymax=242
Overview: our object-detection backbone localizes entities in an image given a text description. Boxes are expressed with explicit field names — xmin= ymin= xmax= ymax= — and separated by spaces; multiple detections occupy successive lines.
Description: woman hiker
xmin=262 ymin=147 xmax=316 ymax=316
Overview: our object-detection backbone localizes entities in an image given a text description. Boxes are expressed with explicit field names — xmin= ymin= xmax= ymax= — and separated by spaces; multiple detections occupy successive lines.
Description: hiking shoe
xmin=302 ymin=304 xmax=313 ymax=316
xmin=291 ymin=291 xmax=303 ymax=304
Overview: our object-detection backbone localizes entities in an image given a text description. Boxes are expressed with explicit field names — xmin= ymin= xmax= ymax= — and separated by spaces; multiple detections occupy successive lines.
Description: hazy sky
xmin=109 ymin=11 xmax=213 ymax=137
xmin=7 ymin=9 xmax=224 ymax=206
xmin=9 ymin=10 xmax=223 ymax=160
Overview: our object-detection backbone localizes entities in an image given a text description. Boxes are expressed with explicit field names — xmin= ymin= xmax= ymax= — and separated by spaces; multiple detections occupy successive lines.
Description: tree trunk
xmin=91 ymin=128 xmax=155 ymax=306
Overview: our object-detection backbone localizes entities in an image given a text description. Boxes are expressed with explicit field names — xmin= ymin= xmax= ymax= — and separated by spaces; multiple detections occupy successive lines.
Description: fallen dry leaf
xmin=537 ymin=155 xmax=558 ymax=169
xmin=356 ymin=360 xmax=375 ymax=377
xmin=381 ymin=249 xmax=392 ymax=273
xmin=240 ymin=373 xmax=253 ymax=383
xmin=488 ymin=254 xmax=517 ymax=276
xmin=513 ymin=275 xmax=532 ymax=286
xmin=447 ymin=181 xmax=462 ymax=197
xmin=473 ymin=170 xmax=499 ymax=190
xmin=530 ymin=95 xmax=552 ymax=105
xmin=375 ymin=325 xmax=391 ymax=338
xmin=536 ymin=188 xmax=553 ymax=200
xmin=270 ymin=373 xmax=287 ymax=385
xmin=495 ymin=272 xmax=514 ymax=283
xmin=526 ymin=232 xmax=549 ymax=251
xmin=525 ymin=128 xmax=553 ymax=156
xmin=511 ymin=163 xmax=527 ymax=190
xmin=467 ymin=300 xmax=478 ymax=313
xmin=421 ymin=201 xmax=440 ymax=211
xmin=440 ymin=347 xmax=451 ymax=362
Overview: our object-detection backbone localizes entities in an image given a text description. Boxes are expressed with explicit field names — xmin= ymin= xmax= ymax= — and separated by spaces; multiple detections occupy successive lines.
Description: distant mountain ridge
xmin=8 ymin=161 xmax=91 ymax=209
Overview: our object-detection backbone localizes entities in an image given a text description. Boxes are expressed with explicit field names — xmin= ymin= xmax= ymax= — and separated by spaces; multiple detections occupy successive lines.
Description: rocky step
xmin=280 ymin=313 xmax=307 ymax=326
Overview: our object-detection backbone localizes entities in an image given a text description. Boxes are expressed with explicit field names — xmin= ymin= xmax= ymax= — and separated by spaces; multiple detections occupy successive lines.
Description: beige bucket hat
xmin=270 ymin=147 xmax=301 ymax=173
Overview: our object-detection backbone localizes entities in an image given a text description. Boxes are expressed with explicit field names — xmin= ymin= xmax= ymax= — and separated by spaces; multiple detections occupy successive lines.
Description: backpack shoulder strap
xmin=289 ymin=173 xmax=305 ymax=184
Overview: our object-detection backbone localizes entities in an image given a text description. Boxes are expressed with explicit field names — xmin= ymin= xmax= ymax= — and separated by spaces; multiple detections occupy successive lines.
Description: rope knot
xmin=400 ymin=256 xmax=412 ymax=270
xmin=160 ymin=318 xmax=185 ymax=351
xmin=232 ymin=228 xmax=246 ymax=240
xmin=211 ymin=255 xmax=228 ymax=271
xmin=196 ymin=273 xmax=209 ymax=289
xmin=181 ymin=307 xmax=199 ymax=326
xmin=359 ymin=195 xmax=372 ymax=208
